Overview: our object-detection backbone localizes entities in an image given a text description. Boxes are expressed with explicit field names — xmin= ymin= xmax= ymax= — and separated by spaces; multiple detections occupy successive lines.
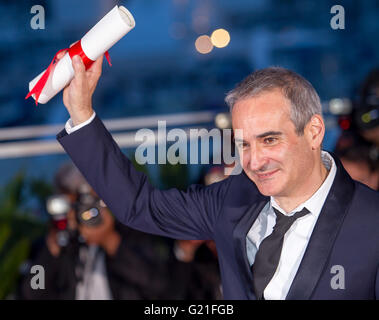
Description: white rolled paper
xmin=28 ymin=5 xmax=135 ymax=104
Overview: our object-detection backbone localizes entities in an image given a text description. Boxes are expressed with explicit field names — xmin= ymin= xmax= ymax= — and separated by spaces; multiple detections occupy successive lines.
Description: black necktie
xmin=251 ymin=207 xmax=310 ymax=300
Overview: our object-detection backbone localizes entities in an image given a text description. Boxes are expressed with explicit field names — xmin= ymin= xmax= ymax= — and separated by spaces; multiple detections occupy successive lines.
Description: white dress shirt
xmin=246 ymin=151 xmax=336 ymax=300
xmin=75 ymin=245 xmax=113 ymax=300
xmin=65 ymin=112 xmax=96 ymax=134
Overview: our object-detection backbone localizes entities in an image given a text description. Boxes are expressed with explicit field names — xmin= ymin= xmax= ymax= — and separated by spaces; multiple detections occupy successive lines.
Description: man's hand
xmin=46 ymin=228 xmax=61 ymax=257
xmin=79 ymin=208 xmax=121 ymax=256
xmin=57 ymin=49 xmax=104 ymax=126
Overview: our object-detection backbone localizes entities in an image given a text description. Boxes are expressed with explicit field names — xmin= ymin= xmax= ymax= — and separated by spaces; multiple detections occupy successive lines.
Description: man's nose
xmin=247 ymin=144 xmax=266 ymax=172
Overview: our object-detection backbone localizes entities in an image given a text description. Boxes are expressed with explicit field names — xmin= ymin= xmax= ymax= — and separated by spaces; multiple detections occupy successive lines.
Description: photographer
xmin=18 ymin=163 xmax=168 ymax=300
xmin=336 ymin=68 xmax=379 ymax=191
xmin=163 ymin=167 xmax=227 ymax=300
xmin=355 ymin=68 xmax=379 ymax=149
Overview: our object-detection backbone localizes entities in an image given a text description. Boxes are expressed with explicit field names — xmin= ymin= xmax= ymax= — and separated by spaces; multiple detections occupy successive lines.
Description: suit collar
xmin=286 ymin=153 xmax=355 ymax=299
xmin=232 ymin=172 xmax=269 ymax=300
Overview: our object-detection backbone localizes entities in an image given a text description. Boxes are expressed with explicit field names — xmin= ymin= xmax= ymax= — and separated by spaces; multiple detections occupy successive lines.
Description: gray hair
xmin=225 ymin=67 xmax=322 ymax=135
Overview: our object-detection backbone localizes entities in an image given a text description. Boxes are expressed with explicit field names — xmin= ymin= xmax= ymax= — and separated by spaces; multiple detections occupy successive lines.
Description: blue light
xmin=370 ymin=109 xmax=379 ymax=120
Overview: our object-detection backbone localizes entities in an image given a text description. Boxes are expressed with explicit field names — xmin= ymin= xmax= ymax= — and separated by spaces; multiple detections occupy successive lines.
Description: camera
xmin=73 ymin=183 xmax=103 ymax=227
xmin=354 ymin=68 xmax=379 ymax=132
xmin=46 ymin=184 xmax=103 ymax=246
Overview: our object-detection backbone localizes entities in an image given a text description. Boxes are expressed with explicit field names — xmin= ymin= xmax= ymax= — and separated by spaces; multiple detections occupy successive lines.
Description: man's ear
xmin=305 ymin=114 xmax=325 ymax=150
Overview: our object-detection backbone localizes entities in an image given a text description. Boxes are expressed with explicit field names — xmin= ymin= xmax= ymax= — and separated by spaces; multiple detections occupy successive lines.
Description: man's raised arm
xmin=57 ymin=53 xmax=230 ymax=240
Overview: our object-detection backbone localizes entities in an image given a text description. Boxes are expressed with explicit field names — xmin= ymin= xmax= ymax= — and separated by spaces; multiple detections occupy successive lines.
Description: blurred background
xmin=0 ymin=0 xmax=378 ymax=299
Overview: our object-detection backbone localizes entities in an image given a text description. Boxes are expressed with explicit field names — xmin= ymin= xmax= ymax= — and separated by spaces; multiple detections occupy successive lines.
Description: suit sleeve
xmin=57 ymin=115 xmax=231 ymax=240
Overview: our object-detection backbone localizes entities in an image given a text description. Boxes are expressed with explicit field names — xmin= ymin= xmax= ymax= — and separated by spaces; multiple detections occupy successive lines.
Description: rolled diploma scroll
xmin=28 ymin=5 xmax=135 ymax=104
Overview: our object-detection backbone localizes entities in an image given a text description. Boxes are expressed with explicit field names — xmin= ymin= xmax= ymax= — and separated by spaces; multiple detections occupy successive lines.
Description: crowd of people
xmin=17 ymin=163 xmax=224 ymax=300
xmin=334 ymin=68 xmax=379 ymax=191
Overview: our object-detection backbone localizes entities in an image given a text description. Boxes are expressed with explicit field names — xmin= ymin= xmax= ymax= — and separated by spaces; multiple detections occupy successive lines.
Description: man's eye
xmin=264 ymin=137 xmax=276 ymax=144
xmin=237 ymin=142 xmax=248 ymax=149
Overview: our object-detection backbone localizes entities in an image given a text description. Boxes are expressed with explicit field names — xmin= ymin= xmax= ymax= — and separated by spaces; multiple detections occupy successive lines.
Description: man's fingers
xmin=87 ymin=55 xmax=103 ymax=88
xmin=56 ymin=50 xmax=67 ymax=60
xmin=57 ymin=42 xmax=77 ymax=61
xmin=70 ymin=51 xmax=103 ymax=92
xmin=88 ymin=55 xmax=103 ymax=77
xmin=72 ymin=55 xmax=86 ymax=81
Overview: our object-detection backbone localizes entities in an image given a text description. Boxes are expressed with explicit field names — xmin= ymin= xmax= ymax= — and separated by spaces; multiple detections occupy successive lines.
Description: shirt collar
xmin=271 ymin=151 xmax=337 ymax=217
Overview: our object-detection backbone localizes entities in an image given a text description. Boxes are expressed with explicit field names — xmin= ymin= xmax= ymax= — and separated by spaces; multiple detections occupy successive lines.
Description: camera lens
xmin=78 ymin=207 xmax=102 ymax=226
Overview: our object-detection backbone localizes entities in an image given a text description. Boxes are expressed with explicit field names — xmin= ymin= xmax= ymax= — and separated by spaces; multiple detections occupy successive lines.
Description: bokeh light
xmin=215 ymin=113 xmax=231 ymax=129
xmin=329 ymin=98 xmax=352 ymax=115
xmin=210 ymin=28 xmax=230 ymax=48
xmin=195 ymin=35 xmax=213 ymax=54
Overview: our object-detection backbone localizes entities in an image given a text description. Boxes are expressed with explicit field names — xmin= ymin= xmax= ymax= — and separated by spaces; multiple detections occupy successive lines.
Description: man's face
xmin=232 ymin=89 xmax=315 ymax=198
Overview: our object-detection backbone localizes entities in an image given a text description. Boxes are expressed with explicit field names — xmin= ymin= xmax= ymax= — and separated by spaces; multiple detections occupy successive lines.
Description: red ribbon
xmin=25 ymin=40 xmax=112 ymax=105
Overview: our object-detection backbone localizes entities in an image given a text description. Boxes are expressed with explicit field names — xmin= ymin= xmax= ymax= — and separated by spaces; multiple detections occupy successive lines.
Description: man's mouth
xmin=255 ymin=169 xmax=280 ymax=180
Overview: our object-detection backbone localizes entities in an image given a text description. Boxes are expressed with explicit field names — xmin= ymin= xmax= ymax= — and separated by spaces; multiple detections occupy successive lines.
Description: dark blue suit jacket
xmin=57 ymin=115 xmax=379 ymax=300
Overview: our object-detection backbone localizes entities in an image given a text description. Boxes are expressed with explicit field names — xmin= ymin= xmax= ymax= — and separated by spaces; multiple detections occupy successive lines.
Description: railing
xmin=0 ymin=111 xmax=217 ymax=159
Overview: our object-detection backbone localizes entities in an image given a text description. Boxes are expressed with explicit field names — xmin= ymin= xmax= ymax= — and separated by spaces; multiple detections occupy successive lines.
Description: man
xmin=355 ymin=68 xmax=379 ymax=148
xmin=56 ymin=53 xmax=379 ymax=299
xmin=165 ymin=167 xmax=227 ymax=300
xmin=18 ymin=162 xmax=169 ymax=300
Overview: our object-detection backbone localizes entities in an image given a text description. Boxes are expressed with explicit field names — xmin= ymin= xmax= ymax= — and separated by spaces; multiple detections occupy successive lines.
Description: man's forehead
xmin=232 ymin=102 xmax=291 ymax=127
xmin=232 ymin=94 xmax=291 ymax=121
xmin=237 ymin=93 xmax=289 ymax=108
xmin=232 ymin=106 xmax=294 ymax=141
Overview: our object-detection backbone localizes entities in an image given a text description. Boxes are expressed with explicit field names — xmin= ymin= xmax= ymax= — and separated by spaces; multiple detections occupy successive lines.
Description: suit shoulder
xmin=354 ymin=181 xmax=379 ymax=200
xmin=352 ymin=182 xmax=379 ymax=216
xmin=217 ymin=171 xmax=263 ymax=206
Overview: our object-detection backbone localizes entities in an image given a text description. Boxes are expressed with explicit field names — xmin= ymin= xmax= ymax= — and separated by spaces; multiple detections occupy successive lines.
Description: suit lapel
xmin=286 ymin=155 xmax=355 ymax=300
xmin=233 ymin=192 xmax=269 ymax=300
